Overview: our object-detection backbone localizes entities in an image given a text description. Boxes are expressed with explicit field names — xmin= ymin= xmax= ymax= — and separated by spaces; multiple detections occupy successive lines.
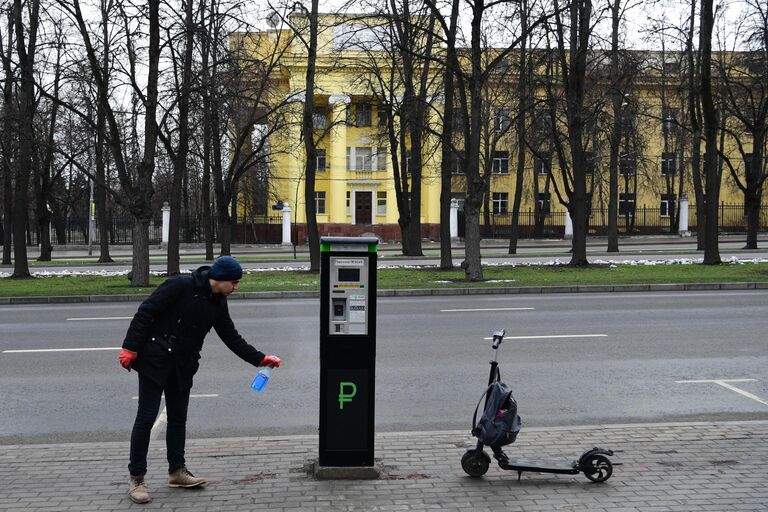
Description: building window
xmin=534 ymin=154 xmax=551 ymax=175
xmin=492 ymin=192 xmax=508 ymax=214
xmin=377 ymin=191 xmax=387 ymax=216
xmin=662 ymin=107 xmax=678 ymax=135
xmin=537 ymin=192 xmax=551 ymax=215
xmin=620 ymin=154 xmax=636 ymax=176
xmin=492 ymin=151 xmax=509 ymax=174
xmin=347 ymin=147 xmax=373 ymax=171
xmin=660 ymin=193 xmax=675 ymax=218
xmin=312 ymin=108 xmax=327 ymax=130
xmin=376 ymin=104 xmax=387 ymax=127
xmin=619 ymin=192 xmax=636 ymax=216
xmin=493 ymin=109 xmax=510 ymax=132
xmin=316 ymin=149 xmax=327 ymax=171
xmin=405 ymin=150 xmax=413 ymax=172
xmin=354 ymin=103 xmax=372 ymax=127
xmin=346 ymin=191 xmax=351 ymax=215
xmin=532 ymin=112 xmax=552 ymax=140
xmin=314 ymin=192 xmax=326 ymax=214
xmin=375 ymin=148 xmax=387 ymax=171
xmin=661 ymin=152 xmax=676 ymax=175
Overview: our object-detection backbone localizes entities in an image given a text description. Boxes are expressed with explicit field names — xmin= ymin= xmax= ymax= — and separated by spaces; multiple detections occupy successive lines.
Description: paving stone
xmin=1 ymin=420 xmax=767 ymax=510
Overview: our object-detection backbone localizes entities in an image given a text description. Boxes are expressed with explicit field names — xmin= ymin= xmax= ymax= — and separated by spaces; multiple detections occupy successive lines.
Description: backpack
xmin=472 ymin=381 xmax=522 ymax=448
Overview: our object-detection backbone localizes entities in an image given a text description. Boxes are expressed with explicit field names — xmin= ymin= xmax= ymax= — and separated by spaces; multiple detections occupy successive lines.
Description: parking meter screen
xmin=337 ymin=268 xmax=360 ymax=282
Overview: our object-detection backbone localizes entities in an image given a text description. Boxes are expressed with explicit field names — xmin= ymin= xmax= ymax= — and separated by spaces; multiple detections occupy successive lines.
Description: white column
xmin=450 ymin=199 xmax=459 ymax=239
xmin=678 ymin=193 xmax=690 ymax=237
xmin=564 ymin=209 xmax=573 ymax=240
xmin=282 ymin=202 xmax=292 ymax=245
xmin=161 ymin=201 xmax=171 ymax=247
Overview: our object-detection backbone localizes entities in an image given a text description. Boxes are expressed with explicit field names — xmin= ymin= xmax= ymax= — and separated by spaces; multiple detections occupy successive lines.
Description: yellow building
xmin=237 ymin=19 xmax=764 ymax=241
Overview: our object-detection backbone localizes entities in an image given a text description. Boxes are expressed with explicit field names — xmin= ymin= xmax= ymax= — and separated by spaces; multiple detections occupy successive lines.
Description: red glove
xmin=119 ymin=349 xmax=138 ymax=370
xmin=261 ymin=355 xmax=281 ymax=368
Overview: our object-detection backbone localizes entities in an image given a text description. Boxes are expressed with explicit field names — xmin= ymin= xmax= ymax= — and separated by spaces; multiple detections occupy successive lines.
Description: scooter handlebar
xmin=491 ymin=329 xmax=506 ymax=349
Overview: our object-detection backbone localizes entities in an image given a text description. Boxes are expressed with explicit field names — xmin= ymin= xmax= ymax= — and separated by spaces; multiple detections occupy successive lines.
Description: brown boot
xmin=128 ymin=474 xmax=151 ymax=504
xmin=168 ymin=467 xmax=206 ymax=488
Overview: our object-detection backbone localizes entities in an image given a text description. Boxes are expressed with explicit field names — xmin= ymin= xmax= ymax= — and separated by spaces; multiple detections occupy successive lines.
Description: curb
xmin=1 ymin=281 xmax=766 ymax=305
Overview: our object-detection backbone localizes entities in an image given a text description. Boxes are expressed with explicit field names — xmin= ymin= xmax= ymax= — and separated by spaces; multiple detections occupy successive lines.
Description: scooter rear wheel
xmin=461 ymin=449 xmax=491 ymax=477
xmin=582 ymin=454 xmax=613 ymax=482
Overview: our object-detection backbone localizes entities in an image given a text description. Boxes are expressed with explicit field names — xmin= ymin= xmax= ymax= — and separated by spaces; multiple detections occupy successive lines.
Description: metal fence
xmin=26 ymin=214 xmax=282 ymax=246
xmin=484 ymin=203 xmax=768 ymax=238
xmin=17 ymin=204 xmax=768 ymax=246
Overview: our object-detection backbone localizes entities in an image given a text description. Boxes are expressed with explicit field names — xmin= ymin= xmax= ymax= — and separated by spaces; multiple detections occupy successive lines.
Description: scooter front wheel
xmin=582 ymin=454 xmax=613 ymax=482
xmin=461 ymin=449 xmax=491 ymax=477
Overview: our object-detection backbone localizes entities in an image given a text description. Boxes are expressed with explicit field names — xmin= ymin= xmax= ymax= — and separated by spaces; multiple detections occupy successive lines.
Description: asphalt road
xmin=1 ymin=290 xmax=767 ymax=445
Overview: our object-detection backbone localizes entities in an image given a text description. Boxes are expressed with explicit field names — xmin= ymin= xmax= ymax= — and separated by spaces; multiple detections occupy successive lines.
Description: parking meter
xmin=319 ymin=236 xmax=378 ymax=467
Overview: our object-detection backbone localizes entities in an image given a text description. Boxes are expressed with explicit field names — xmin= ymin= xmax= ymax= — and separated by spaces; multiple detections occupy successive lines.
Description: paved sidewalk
xmin=1 ymin=420 xmax=766 ymax=511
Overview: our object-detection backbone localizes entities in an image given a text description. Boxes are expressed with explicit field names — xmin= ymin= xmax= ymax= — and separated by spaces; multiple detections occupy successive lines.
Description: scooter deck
xmin=499 ymin=457 xmax=579 ymax=474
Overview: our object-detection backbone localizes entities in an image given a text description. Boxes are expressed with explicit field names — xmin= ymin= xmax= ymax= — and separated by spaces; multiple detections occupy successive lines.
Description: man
xmin=119 ymin=256 xmax=281 ymax=504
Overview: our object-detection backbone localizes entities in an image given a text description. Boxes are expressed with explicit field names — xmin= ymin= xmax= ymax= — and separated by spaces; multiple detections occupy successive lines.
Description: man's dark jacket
xmin=122 ymin=266 xmax=265 ymax=389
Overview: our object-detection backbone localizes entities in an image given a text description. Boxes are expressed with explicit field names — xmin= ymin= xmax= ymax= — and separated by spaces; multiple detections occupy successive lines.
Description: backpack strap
xmin=471 ymin=383 xmax=495 ymax=433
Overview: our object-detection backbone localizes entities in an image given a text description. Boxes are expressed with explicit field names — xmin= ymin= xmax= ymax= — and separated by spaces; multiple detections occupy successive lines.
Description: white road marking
xmin=483 ymin=334 xmax=608 ymax=340
xmin=66 ymin=316 xmax=133 ymax=321
xmin=131 ymin=394 xmax=219 ymax=400
xmin=676 ymin=379 xmax=768 ymax=407
xmin=2 ymin=347 xmax=121 ymax=353
xmin=441 ymin=307 xmax=535 ymax=312
xmin=150 ymin=407 xmax=167 ymax=441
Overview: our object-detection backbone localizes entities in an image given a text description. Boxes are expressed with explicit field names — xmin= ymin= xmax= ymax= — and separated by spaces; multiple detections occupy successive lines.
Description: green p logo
xmin=339 ymin=381 xmax=357 ymax=410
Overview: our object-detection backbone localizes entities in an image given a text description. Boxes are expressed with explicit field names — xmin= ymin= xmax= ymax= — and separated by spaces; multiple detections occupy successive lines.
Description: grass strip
xmin=0 ymin=262 xmax=766 ymax=297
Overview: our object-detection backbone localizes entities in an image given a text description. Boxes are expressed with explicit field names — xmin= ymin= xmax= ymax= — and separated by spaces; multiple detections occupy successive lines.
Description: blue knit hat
xmin=209 ymin=256 xmax=243 ymax=281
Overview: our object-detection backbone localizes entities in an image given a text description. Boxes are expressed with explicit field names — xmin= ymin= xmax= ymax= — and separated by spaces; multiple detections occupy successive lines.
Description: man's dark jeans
xmin=129 ymin=370 xmax=191 ymax=476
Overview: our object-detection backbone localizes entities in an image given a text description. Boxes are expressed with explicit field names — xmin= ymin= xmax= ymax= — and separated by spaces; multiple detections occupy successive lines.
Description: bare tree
xmin=426 ymin=0 xmax=553 ymax=279
xmin=55 ymin=0 xmax=162 ymax=286
xmin=699 ymin=0 xmax=721 ymax=264
xmin=544 ymin=0 xmax=596 ymax=266
xmin=10 ymin=0 xmax=41 ymax=278
xmin=716 ymin=0 xmax=768 ymax=250
xmin=0 ymin=5 xmax=15 ymax=265
xmin=157 ymin=0 xmax=196 ymax=275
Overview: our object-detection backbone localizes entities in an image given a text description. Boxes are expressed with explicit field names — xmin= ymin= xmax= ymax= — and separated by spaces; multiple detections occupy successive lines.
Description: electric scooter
xmin=461 ymin=330 xmax=616 ymax=482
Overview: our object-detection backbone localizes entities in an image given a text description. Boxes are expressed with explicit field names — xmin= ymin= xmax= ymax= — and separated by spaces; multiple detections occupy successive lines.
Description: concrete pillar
xmin=282 ymin=202 xmax=292 ymax=245
xmin=328 ymin=95 xmax=350 ymax=223
xmin=450 ymin=199 xmax=459 ymax=239
xmin=678 ymin=193 xmax=690 ymax=237
xmin=161 ymin=201 xmax=171 ymax=247
xmin=564 ymin=209 xmax=573 ymax=240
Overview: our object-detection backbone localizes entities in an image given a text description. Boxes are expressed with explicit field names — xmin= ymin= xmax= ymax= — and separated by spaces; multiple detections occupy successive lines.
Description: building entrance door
xmin=355 ymin=191 xmax=373 ymax=225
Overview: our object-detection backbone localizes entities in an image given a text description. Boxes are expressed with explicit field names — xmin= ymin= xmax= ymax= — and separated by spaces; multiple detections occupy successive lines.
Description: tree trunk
xmin=217 ymin=213 xmax=231 ymax=256
xmin=744 ymin=128 xmax=763 ymax=249
xmin=606 ymin=0 xmax=622 ymax=253
xmin=166 ymin=0 xmax=195 ymax=276
xmin=566 ymin=0 xmax=592 ymax=267
xmin=130 ymin=219 xmax=151 ymax=286
xmin=463 ymin=0 xmax=485 ymax=281
xmin=303 ymin=0 xmax=320 ymax=272
xmin=1 ymin=168 xmax=10 ymax=265
xmin=509 ymin=3 xmax=529 ymax=255
xmin=201 ymin=0 xmax=214 ymax=261
xmin=95 ymin=0 xmax=113 ymax=263
xmin=438 ymin=0 xmax=459 ymax=269
xmin=699 ymin=0 xmax=721 ymax=264
xmin=11 ymin=0 xmax=40 ymax=278
xmin=1 ymin=9 xmax=13 ymax=266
